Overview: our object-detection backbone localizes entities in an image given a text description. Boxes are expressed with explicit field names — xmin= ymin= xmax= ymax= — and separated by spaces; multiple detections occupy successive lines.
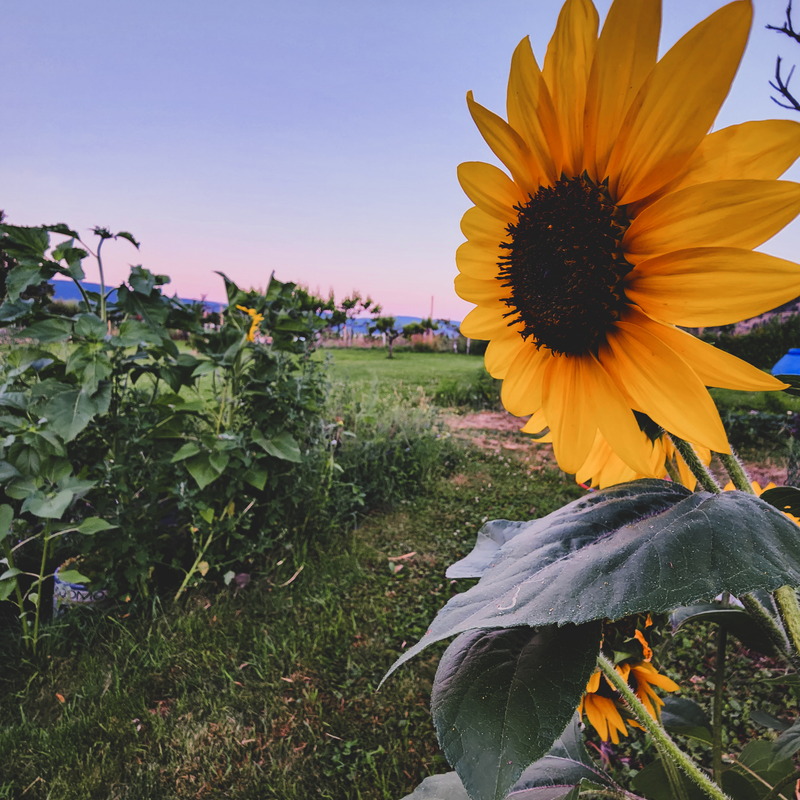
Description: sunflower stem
xmin=740 ymin=593 xmax=797 ymax=668
xmin=774 ymin=586 xmax=800 ymax=660
xmin=597 ymin=654 xmax=730 ymax=800
xmin=718 ymin=451 xmax=753 ymax=493
xmin=667 ymin=435 xmax=721 ymax=494
xmin=712 ymin=593 xmax=729 ymax=785
xmin=664 ymin=457 xmax=683 ymax=486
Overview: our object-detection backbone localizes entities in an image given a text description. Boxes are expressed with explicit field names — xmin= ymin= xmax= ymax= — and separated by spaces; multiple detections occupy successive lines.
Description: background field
xmin=0 ymin=347 xmax=796 ymax=800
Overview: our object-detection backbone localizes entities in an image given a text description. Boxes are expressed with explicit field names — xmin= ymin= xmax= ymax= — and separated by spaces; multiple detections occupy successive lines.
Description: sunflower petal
xmin=542 ymin=354 xmax=598 ymax=473
xmin=624 ymin=180 xmax=800 ymax=262
xmin=455 ymin=240 xmax=502 ymax=280
xmin=467 ymin=92 xmax=539 ymax=196
xmin=607 ymin=0 xmax=752 ymax=205
xmin=485 ymin=326 xmax=526 ymax=380
xmin=520 ymin=407 xmax=548 ymax=434
xmin=625 ymin=248 xmax=800 ymax=327
xmin=457 ymin=161 xmax=525 ymax=222
xmin=587 ymin=354 xmax=657 ymax=475
xmin=625 ymin=305 xmax=788 ymax=391
xmin=584 ymin=0 xmax=661 ymax=182
xmin=501 ymin=344 xmax=550 ymax=415
xmin=631 ymin=119 xmax=800 ymax=211
xmin=542 ymin=0 xmax=599 ymax=176
xmin=460 ymin=205 xmax=510 ymax=249
xmin=454 ymin=273 xmax=508 ymax=306
xmin=460 ymin=304 xmax=510 ymax=340
xmin=507 ymin=37 xmax=562 ymax=184
xmin=600 ymin=322 xmax=729 ymax=453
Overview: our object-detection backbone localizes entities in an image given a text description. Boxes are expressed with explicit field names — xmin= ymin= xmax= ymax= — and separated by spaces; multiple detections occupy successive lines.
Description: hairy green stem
xmin=32 ymin=523 xmax=51 ymax=653
xmin=712 ymin=601 xmax=728 ymax=784
xmin=598 ymin=654 xmax=730 ymax=800
xmin=97 ymin=237 xmax=107 ymax=323
xmin=740 ymin=593 xmax=797 ymax=668
xmin=667 ymin=435 xmax=721 ymax=494
xmin=174 ymin=528 xmax=215 ymax=602
xmin=775 ymin=586 xmax=800 ymax=660
xmin=664 ymin=457 xmax=682 ymax=486
xmin=718 ymin=452 xmax=753 ymax=493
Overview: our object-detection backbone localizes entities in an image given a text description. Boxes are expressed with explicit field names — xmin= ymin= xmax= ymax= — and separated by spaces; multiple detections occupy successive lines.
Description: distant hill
xmin=49 ymin=280 xmax=460 ymax=332
xmin=49 ymin=279 xmax=226 ymax=312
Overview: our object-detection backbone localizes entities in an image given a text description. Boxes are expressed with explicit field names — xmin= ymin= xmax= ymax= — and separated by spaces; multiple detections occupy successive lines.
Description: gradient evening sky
xmin=4 ymin=0 xmax=800 ymax=320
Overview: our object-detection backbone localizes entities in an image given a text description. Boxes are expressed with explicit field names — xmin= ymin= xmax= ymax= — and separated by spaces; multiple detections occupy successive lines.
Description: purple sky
xmin=5 ymin=0 xmax=800 ymax=320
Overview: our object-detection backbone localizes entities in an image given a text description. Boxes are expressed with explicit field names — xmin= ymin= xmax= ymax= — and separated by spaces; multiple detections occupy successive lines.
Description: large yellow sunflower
xmin=456 ymin=0 xmax=800 ymax=475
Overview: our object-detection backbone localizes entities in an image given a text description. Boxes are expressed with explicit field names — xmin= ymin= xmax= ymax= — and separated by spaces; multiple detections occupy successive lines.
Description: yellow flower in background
xmin=456 ymin=0 xmax=797 ymax=476
xmin=235 ymin=304 xmax=265 ymax=342
xmin=723 ymin=479 xmax=800 ymax=523
xmin=579 ymin=661 xmax=679 ymax=742
xmin=579 ymin=669 xmax=629 ymax=744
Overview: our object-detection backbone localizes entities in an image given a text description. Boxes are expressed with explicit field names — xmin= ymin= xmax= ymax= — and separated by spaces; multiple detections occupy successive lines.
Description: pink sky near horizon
xmin=6 ymin=0 xmax=800 ymax=321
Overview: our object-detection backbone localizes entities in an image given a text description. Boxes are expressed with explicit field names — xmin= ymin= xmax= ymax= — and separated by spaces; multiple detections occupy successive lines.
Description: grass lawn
xmin=320 ymin=348 xmax=487 ymax=398
xmin=0 ymin=449 xmax=583 ymax=800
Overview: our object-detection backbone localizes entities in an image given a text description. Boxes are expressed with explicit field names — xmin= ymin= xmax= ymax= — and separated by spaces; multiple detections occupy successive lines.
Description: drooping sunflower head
xmin=456 ymin=0 xmax=800 ymax=477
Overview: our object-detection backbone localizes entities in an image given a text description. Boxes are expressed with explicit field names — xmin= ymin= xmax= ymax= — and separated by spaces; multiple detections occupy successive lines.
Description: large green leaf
xmin=385 ymin=481 xmax=800 ymax=682
xmin=671 ymin=602 xmax=778 ymax=656
xmin=41 ymin=389 xmax=96 ymax=442
xmin=6 ymin=265 xmax=46 ymax=300
xmin=773 ymin=718 xmax=800 ymax=761
xmin=185 ymin=453 xmax=221 ymax=490
xmin=506 ymin=715 xmax=616 ymax=798
xmin=23 ymin=318 xmax=73 ymax=342
xmin=431 ymin=624 xmax=601 ymax=800
xmin=760 ymin=486 xmax=800 ymax=518
xmin=0 ymin=298 xmax=34 ymax=322
xmin=399 ymin=773 xmax=470 ymax=800
xmin=23 ymin=489 xmax=73 ymax=519
xmin=66 ymin=346 xmax=113 ymax=394
xmin=77 ymin=517 xmax=117 ymax=535
xmin=660 ymin=696 xmax=712 ymax=744
xmin=398 ymin=719 xmax=615 ymax=800
xmin=0 ymin=505 xmax=13 ymax=542
xmin=253 ymin=430 xmax=302 ymax=462
xmin=722 ymin=741 xmax=795 ymax=799
xmin=73 ymin=314 xmax=107 ymax=340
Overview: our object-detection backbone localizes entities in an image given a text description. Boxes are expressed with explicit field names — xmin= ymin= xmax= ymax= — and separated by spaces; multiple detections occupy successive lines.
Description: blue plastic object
xmin=772 ymin=348 xmax=800 ymax=376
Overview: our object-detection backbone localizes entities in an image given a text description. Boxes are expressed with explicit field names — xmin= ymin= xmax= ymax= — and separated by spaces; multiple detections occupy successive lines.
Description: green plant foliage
xmin=431 ymin=625 xmax=601 ymax=800
xmin=660 ymin=696 xmax=713 ymax=744
xmin=671 ymin=601 xmax=779 ymax=657
xmin=386 ymin=481 xmax=800 ymax=686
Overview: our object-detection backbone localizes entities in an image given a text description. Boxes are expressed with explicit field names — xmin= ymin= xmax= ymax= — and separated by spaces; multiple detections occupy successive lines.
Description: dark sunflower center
xmin=498 ymin=176 xmax=632 ymax=356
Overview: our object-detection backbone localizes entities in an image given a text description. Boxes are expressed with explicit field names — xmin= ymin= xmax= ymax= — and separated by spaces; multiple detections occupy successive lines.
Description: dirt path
xmin=443 ymin=410 xmax=787 ymax=487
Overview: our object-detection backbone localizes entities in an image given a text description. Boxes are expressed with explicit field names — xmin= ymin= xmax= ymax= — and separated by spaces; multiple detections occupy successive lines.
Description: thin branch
xmin=770 ymin=57 xmax=800 ymax=111
xmin=768 ymin=2 xmax=800 ymax=110
xmin=767 ymin=1 xmax=800 ymax=44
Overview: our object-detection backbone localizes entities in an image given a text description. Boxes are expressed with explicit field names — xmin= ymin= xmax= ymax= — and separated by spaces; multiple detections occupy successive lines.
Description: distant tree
xmin=369 ymin=315 xmax=402 ymax=358
xmin=331 ymin=291 xmax=381 ymax=345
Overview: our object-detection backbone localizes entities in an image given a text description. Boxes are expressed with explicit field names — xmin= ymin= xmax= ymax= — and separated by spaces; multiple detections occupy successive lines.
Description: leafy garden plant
xmin=389 ymin=1 xmax=800 ymax=799
xmin=0 ymin=221 xmax=331 ymax=649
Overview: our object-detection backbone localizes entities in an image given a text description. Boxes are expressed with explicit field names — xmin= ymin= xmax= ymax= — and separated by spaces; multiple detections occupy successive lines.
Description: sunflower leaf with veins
xmin=382 ymin=479 xmax=800 ymax=685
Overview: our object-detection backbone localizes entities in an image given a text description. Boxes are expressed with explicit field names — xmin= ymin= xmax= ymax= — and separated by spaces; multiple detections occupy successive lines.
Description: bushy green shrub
xmin=0 ymin=221 xmax=468 ymax=648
